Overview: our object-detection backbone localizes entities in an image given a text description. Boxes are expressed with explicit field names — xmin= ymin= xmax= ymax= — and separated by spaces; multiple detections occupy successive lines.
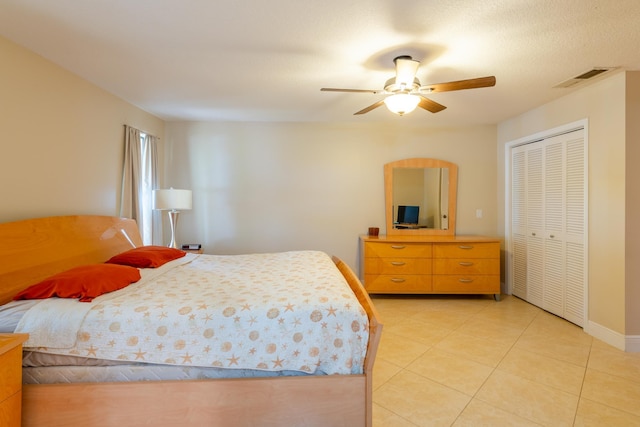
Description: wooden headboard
xmin=0 ymin=215 xmax=142 ymax=305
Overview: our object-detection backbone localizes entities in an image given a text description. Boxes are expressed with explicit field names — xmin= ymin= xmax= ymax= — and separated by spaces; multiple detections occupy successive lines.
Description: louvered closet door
xmin=563 ymin=134 xmax=586 ymax=326
xmin=526 ymin=145 xmax=544 ymax=308
xmin=542 ymin=136 xmax=565 ymax=318
xmin=511 ymin=143 xmax=544 ymax=305
xmin=511 ymin=149 xmax=527 ymax=299
xmin=509 ymin=128 xmax=586 ymax=327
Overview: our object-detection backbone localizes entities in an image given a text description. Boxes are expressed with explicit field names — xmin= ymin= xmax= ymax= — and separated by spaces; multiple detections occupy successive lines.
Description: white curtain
xmin=120 ymin=125 xmax=159 ymax=245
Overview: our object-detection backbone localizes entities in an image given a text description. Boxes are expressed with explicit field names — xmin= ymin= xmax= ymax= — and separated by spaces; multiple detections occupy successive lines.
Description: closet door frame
xmin=504 ymin=119 xmax=589 ymax=328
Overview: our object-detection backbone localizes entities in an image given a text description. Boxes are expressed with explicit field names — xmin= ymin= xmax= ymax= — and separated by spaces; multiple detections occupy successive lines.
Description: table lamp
xmin=153 ymin=188 xmax=192 ymax=248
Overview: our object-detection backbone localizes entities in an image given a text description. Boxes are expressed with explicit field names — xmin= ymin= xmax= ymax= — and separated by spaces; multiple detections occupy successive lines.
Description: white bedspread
xmin=17 ymin=298 xmax=93 ymax=348
xmin=16 ymin=251 xmax=369 ymax=375
xmin=15 ymin=254 xmax=197 ymax=348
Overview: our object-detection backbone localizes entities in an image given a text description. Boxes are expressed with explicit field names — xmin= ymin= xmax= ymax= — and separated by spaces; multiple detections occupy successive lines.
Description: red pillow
xmin=13 ymin=264 xmax=141 ymax=302
xmin=105 ymin=245 xmax=186 ymax=268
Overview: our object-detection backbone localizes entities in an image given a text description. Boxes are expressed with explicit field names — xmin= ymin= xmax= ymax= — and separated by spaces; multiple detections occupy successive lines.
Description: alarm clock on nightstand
xmin=181 ymin=244 xmax=203 ymax=254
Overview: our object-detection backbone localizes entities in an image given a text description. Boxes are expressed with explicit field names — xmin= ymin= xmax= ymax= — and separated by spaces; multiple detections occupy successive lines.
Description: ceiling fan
xmin=321 ymin=55 xmax=496 ymax=116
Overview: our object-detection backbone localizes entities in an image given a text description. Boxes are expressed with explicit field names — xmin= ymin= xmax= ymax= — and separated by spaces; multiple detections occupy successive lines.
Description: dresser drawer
xmin=365 ymin=274 xmax=432 ymax=293
xmin=433 ymin=275 xmax=500 ymax=293
xmin=433 ymin=258 xmax=499 ymax=275
xmin=365 ymin=242 xmax=432 ymax=258
xmin=433 ymin=242 xmax=499 ymax=259
xmin=360 ymin=235 xmax=501 ymax=296
xmin=365 ymin=257 xmax=431 ymax=275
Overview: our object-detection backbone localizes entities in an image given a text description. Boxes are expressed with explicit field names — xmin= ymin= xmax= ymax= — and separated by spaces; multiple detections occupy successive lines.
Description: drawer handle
xmin=458 ymin=278 xmax=474 ymax=283
xmin=458 ymin=245 xmax=474 ymax=250
xmin=458 ymin=262 xmax=474 ymax=267
xmin=390 ymin=278 xmax=406 ymax=283
xmin=390 ymin=245 xmax=406 ymax=250
xmin=390 ymin=261 xmax=406 ymax=266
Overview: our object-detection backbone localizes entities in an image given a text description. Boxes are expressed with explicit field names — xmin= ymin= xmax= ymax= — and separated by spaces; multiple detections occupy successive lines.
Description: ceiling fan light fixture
xmin=320 ymin=55 xmax=496 ymax=116
xmin=384 ymin=94 xmax=420 ymax=116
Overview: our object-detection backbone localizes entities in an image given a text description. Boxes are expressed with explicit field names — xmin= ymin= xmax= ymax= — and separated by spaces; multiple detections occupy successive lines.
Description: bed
xmin=0 ymin=215 xmax=382 ymax=427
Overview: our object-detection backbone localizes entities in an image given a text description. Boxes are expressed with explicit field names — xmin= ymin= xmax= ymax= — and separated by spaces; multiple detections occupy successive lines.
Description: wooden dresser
xmin=0 ymin=334 xmax=28 ymax=427
xmin=361 ymin=235 xmax=501 ymax=299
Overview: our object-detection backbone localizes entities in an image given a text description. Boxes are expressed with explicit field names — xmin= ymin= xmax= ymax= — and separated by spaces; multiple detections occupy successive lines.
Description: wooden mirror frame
xmin=384 ymin=158 xmax=458 ymax=236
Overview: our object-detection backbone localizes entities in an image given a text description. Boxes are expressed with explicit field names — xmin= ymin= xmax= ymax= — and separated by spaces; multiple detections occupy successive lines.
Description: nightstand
xmin=0 ymin=334 xmax=28 ymax=427
xmin=183 ymin=248 xmax=204 ymax=254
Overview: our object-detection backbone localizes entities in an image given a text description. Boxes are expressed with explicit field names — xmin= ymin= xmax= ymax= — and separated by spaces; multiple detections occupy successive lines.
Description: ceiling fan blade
xmin=321 ymin=88 xmax=382 ymax=94
xmin=354 ymin=100 xmax=385 ymax=115
xmin=394 ymin=56 xmax=420 ymax=87
xmin=418 ymin=96 xmax=447 ymax=113
xmin=420 ymin=76 xmax=496 ymax=93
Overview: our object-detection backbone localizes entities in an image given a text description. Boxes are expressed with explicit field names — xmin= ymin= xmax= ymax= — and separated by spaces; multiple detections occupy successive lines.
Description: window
xmin=120 ymin=126 xmax=158 ymax=245
xmin=138 ymin=133 xmax=157 ymax=244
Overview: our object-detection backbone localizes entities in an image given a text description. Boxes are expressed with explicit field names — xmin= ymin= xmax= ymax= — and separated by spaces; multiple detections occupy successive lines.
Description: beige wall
xmin=164 ymin=121 xmax=498 ymax=270
xmin=498 ymin=71 xmax=637 ymax=339
xmin=0 ymin=36 xmax=164 ymax=223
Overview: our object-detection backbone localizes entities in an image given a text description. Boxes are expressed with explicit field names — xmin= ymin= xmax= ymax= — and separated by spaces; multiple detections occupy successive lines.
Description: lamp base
xmin=167 ymin=210 xmax=180 ymax=249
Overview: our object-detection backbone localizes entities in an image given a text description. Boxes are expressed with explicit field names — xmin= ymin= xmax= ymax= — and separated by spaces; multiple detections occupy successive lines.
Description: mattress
xmin=23 ymin=363 xmax=310 ymax=384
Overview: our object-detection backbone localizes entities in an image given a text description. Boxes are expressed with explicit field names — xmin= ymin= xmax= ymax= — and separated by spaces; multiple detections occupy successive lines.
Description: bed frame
xmin=0 ymin=215 xmax=382 ymax=427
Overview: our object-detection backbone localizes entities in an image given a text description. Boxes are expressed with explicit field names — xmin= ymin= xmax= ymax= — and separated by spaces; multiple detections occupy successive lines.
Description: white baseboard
xmin=587 ymin=320 xmax=640 ymax=352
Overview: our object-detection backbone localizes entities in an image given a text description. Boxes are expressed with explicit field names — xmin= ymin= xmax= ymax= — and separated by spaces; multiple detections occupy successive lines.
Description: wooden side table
xmin=183 ymin=248 xmax=204 ymax=254
xmin=182 ymin=244 xmax=203 ymax=254
xmin=0 ymin=334 xmax=28 ymax=427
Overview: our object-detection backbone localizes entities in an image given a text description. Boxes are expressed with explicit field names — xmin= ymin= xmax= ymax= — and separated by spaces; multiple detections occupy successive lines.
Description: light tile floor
xmin=370 ymin=294 xmax=640 ymax=426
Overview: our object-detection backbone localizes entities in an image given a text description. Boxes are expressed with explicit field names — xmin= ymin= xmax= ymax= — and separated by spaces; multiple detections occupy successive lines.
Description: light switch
xmin=476 ymin=209 xmax=483 ymax=218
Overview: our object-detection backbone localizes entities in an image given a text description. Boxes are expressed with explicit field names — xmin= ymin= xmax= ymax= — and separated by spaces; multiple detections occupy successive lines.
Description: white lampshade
xmin=153 ymin=189 xmax=192 ymax=211
xmin=384 ymin=94 xmax=420 ymax=116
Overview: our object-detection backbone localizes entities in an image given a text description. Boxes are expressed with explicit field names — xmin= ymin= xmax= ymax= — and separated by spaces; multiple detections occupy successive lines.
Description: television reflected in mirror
xmin=395 ymin=205 xmax=419 ymax=229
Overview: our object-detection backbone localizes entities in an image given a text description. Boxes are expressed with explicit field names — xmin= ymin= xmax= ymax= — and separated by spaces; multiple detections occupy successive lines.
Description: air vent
xmin=554 ymin=67 xmax=616 ymax=88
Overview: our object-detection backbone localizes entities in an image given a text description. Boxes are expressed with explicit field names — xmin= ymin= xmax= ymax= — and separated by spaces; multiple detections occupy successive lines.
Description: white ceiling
xmin=1 ymin=0 xmax=639 ymax=126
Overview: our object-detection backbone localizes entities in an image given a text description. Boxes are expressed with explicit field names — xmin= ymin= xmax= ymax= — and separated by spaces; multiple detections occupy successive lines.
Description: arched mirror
xmin=384 ymin=158 xmax=458 ymax=236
